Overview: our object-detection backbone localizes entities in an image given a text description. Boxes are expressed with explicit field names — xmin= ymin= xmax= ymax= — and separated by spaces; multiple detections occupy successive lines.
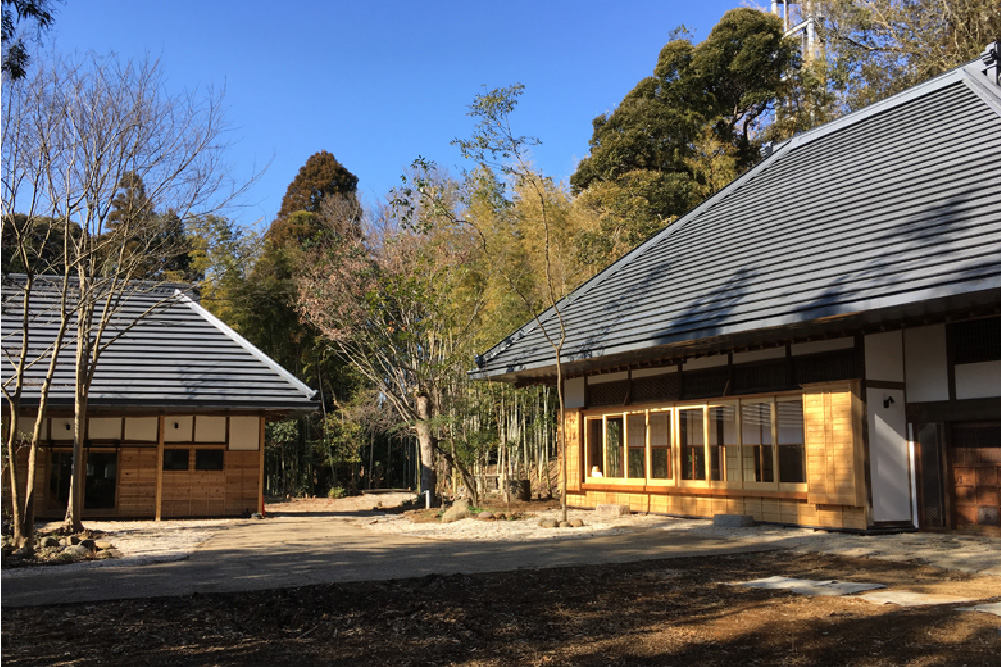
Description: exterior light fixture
xmin=883 ymin=395 xmax=895 ymax=409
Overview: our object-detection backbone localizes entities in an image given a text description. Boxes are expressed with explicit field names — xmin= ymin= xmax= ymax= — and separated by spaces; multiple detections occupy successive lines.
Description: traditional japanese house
xmin=472 ymin=51 xmax=1001 ymax=533
xmin=2 ymin=278 xmax=318 ymax=519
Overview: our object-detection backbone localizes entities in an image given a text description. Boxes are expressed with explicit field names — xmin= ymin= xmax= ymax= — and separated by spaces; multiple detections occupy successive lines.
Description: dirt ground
xmin=4 ymin=550 xmax=999 ymax=666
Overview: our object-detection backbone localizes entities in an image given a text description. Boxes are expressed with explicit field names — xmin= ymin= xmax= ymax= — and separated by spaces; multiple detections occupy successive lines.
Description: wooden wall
xmin=561 ymin=382 xmax=871 ymax=531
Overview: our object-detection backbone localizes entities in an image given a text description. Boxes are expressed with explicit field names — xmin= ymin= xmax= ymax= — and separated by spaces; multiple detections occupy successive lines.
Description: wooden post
xmin=259 ymin=416 xmax=266 ymax=516
xmin=155 ymin=415 xmax=165 ymax=521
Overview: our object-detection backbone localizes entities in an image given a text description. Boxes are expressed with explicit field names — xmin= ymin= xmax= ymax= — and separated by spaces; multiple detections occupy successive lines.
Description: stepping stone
xmin=713 ymin=514 xmax=755 ymax=528
xmin=958 ymin=602 xmax=1001 ymax=617
xmin=595 ymin=504 xmax=630 ymax=517
xmin=733 ymin=576 xmax=885 ymax=596
xmin=856 ymin=590 xmax=977 ymax=606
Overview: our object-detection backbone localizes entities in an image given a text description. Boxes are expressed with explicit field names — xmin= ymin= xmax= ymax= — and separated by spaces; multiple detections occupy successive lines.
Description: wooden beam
xmin=155 ymin=415 xmax=164 ymax=521
xmin=258 ymin=416 xmax=266 ymax=516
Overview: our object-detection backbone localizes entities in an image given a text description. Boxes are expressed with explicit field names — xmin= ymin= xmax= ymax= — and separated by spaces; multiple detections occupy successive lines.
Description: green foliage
xmin=571 ymin=8 xmax=794 ymax=235
xmin=820 ymin=0 xmax=1001 ymax=111
xmin=327 ymin=486 xmax=346 ymax=499
xmin=1 ymin=0 xmax=57 ymax=80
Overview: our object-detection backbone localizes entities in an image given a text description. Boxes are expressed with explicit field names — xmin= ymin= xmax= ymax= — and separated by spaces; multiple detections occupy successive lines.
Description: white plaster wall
xmin=164 ymin=416 xmax=194 ymax=442
xmin=195 ymin=416 xmax=228 ymax=442
xmin=683 ymin=354 xmax=728 ymax=370
xmin=88 ymin=417 xmax=122 ymax=439
xmin=564 ymin=377 xmax=585 ymax=409
xmin=791 ymin=337 xmax=854 ymax=356
xmin=955 ymin=361 xmax=1001 ymax=399
xmin=50 ymin=417 xmax=74 ymax=440
xmin=229 ymin=416 xmax=261 ymax=450
xmin=733 ymin=348 xmax=786 ymax=363
xmin=868 ymin=388 xmax=912 ymax=523
xmin=16 ymin=416 xmax=47 ymax=439
xmin=903 ymin=325 xmax=948 ymax=402
xmin=865 ymin=332 xmax=904 ymax=382
xmin=124 ymin=417 xmax=158 ymax=441
xmin=588 ymin=371 xmax=629 ymax=384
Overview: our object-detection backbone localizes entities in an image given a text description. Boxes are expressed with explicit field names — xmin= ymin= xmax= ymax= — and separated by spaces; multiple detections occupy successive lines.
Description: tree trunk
xmin=414 ymin=391 xmax=437 ymax=506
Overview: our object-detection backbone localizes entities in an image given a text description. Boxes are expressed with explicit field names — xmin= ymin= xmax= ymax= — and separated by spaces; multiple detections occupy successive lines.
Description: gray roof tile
xmin=478 ymin=62 xmax=1001 ymax=380
xmin=2 ymin=278 xmax=318 ymax=412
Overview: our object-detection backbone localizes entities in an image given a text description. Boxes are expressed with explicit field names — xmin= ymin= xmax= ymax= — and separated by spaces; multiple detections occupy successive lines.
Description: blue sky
xmin=48 ymin=0 xmax=743 ymax=229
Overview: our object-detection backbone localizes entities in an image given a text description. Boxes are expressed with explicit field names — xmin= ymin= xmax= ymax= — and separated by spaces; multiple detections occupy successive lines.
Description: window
xmin=649 ymin=412 xmax=672 ymax=479
xmin=627 ymin=414 xmax=646 ymax=478
xmin=605 ymin=417 xmax=624 ymax=478
xmin=776 ymin=400 xmax=805 ymax=483
xmin=163 ymin=449 xmax=189 ymax=471
xmin=587 ymin=418 xmax=603 ymax=476
xmin=708 ymin=405 xmax=738 ymax=481
xmin=680 ymin=408 xmax=705 ymax=480
xmin=741 ymin=403 xmax=773 ymax=482
xmin=195 ymin=449 xmax=225 ymax=471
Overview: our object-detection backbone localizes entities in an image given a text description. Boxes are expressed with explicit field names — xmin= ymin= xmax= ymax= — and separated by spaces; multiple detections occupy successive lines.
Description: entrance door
xmin=951 ymin=422 xmax=1001 ymax=529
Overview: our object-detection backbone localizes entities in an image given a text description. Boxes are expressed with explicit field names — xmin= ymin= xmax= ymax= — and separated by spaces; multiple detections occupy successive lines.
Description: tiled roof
xmin=1 ymin=277 xmax=318 ymax=412
xmin=477 ymin=61 xmax=1001 ymax=380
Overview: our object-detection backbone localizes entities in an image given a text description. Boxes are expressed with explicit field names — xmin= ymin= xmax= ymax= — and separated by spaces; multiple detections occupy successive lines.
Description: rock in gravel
xmin=713 ymin=514 xmax=755 ymax=528
xmin=41 ymin=536 xmax=60 ymax=547
xmin=495 ymin=513 xmax=506 ymax=520
xmin=62 ymin=544 xmax=89 ymax=558
xmin=95 ymin=540 xmax=114 ymax=550
xmin=569 ymin=519 xmax=584 ymax=528
xmin=478 ymin=512 xmax=494 ymax=520
xmin=559 ymin=521 xmax=570 ymax=528
xmin=441 ymin=498 xmax=472 ymax=523
xmin=79 ymin=539 xmax=96 ymax=551
xmin=541 ymin=519 xmax=557 ymax=528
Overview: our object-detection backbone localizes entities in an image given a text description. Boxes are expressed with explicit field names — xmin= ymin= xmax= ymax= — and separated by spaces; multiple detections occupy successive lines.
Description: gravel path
xmin=365 ymin=507 xmax=1001 ymax=575
xmin=4 ymin=495 xmax=998 ymax=578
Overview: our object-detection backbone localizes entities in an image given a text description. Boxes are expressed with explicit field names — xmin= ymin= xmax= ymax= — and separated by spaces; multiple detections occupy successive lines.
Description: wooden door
xmin=951 ymin=422 xmax=1001 ymax=530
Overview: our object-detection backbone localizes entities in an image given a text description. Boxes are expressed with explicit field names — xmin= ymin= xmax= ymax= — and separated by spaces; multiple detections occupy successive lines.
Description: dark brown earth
xmin=4 ymin=551 xmax=999 ymax=666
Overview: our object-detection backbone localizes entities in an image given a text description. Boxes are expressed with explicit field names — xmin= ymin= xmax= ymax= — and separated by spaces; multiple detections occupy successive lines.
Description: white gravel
xmin=364 ymin=509 xmax=1001 ymax=575
xmin=1 ymin=519 xmax=236 ymax=578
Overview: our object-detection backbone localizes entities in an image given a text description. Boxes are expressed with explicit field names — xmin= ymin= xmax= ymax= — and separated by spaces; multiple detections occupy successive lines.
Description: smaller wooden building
xmin=2 ymin=279 xmax=318 ymax=519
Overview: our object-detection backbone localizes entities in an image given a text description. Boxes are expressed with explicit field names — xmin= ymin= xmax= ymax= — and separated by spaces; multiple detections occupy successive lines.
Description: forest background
xmin=3 ymin=1 xmax=999 ymax=511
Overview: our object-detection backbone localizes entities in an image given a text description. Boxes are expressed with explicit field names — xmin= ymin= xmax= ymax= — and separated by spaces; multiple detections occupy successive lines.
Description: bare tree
xmin=2 ymin=51 xmax=251 ymax=536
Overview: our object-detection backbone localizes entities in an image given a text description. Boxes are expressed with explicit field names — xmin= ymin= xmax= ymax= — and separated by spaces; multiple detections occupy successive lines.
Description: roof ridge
xmin=174 ymin=291 xmax=317 ymax=400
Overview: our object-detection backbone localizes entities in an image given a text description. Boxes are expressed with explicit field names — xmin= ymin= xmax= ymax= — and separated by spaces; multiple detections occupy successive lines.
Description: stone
xmin=541 ymin=519 xmax=557 ymax=528
xmin=569 ymin=518 xmax=584 ymax=528
xmin=79 ymin=539 xmax=96 ymax=551
xmin=495 ymin=513 xmax=506 ymax=520
xmin=62 ymin=544 xmax=89 ymax=558
xmin=95 ymin=540 xmax=114 ymax=550
xmin=595 ymin=504 xmax=630 ymax=518
xmin=713 ymin=514 xmax=756 ymax=528
xmin=441 ymin=499 xmax=472 ymax=524
xmin=41 ymin=536 xmax=60 ymax=547
xmin=106 ymin=549 xmax=123 ymax=558
xmin=559 ymin=521 xmax=570 ymax=528
xmin=478 ymin=512 xmax=494 ymax=520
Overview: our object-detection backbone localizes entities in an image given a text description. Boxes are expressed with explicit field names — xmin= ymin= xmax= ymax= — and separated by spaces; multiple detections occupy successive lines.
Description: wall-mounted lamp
xmin=173 ymin=421 xmax=180 ymax=429
xmin=65 ymin=422 xmax=71 ymax=431
xmin=883 ymin=395 xmax=895 ymax=409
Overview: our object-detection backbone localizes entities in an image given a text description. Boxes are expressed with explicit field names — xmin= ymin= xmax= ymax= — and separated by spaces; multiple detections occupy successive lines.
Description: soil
xmin=4 ymin=550 xmax=999 ymax=666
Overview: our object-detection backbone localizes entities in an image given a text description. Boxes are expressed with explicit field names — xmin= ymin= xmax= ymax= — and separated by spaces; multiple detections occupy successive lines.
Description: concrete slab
xmin=958 ymin=602 xmax=1001 ymax=617
xmin=733 ymin=575 xmax=885 ymax=596
xmin=856 ymin=590 xmax=978 ymax=606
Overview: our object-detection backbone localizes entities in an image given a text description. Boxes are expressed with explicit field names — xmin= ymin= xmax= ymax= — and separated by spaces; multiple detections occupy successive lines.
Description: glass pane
xmin=195 ymin=449 xmax=225 ymax=471
xmin=709 ymin=405 xmax=737 ymax=481
xmin=777 ymin=401 xmax=805 ymax=483
xmin=680 ymin=408 xmax=705 ymax=480
xmin=741 ymin=403 xmax=773 ymax=482
xmin=49 ymin=452 xmax=72 ymax=507
xmin=627 ymin=414 xmax=646 ymax=478
xmin=587 ymin=419 xmax=603 ymax=476
xmin=651 ymin=448 xmax=670 ymax=479
xmin=84 ymin=452 xmax=117 ymax=509
xmin=649 ymin=412 xmax=671 ymax=479
xmin=163 ymin=449 xmax=189 ymax=471
xmin=606 ymin=417 xmax=623 ymax=478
